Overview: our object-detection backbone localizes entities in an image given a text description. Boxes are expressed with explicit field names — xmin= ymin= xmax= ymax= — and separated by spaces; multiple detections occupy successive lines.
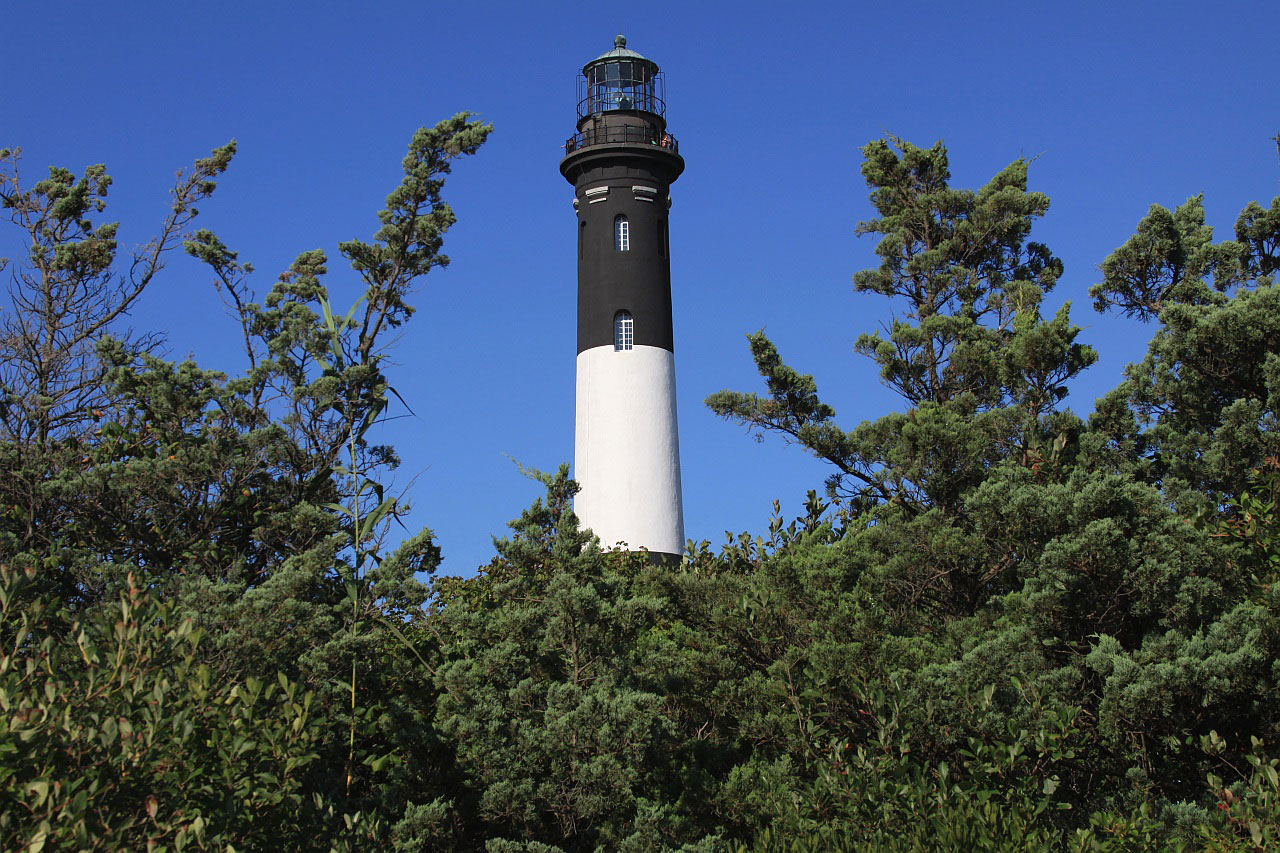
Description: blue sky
xmin=5 ymin=0 xmax=1279 ymax=575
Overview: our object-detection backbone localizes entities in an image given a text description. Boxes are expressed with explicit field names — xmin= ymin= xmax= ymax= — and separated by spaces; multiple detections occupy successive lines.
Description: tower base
xmin=574 ymin=344 xmax=684 ymax=556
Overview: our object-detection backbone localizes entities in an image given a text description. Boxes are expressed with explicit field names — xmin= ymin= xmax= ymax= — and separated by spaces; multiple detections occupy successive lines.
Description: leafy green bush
xmin=0 ymin=565 xmax=335 ymax=851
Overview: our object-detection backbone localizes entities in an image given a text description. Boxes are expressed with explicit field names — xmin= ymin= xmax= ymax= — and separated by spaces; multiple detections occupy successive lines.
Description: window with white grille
xmin=614 ymin=311 xmax=634 ymax=351
xmin=615 ymin=215 xmax=629 ymax=251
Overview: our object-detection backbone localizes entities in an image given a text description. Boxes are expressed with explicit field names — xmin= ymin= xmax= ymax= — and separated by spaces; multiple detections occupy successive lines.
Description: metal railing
xmin=564 ymin=126 xmax=679 ymax=155
xmin=576 ymin=91 xmax=667 ymax=119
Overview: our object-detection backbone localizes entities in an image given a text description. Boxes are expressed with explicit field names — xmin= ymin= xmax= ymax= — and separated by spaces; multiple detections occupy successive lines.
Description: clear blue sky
xmin=5 ymin=0 xmax=1279 ymax=575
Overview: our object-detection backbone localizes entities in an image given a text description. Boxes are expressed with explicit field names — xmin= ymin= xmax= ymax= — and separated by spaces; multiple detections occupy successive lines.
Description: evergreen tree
xmin=702 ymin=137 xmax=1275 ymax=834
xmin=430 ymin=468 xmax=716 ymax=851
xmin=708 ymin=138 xmax=1094 ymax=619
xmin=0 ymin=144 xmax=234 ymax=449
xmin=1090 ymin=184 xmax=1280 ymax=508
xmin=0 ymin=116 xmax=492 ymax=849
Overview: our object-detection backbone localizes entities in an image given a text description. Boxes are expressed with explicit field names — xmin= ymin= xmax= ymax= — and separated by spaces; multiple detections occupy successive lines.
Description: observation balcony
xmin=564 ymin=124 xmax=679 ymax=155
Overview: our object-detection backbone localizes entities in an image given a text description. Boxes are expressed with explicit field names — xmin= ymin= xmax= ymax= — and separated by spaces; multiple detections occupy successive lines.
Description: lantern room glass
xmin=583 ymin=60 xmax=662 ymax=116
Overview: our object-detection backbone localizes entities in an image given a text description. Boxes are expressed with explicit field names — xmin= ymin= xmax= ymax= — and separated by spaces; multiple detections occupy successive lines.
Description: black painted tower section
xmin=560 ymin=36 xmax=684 ymax=355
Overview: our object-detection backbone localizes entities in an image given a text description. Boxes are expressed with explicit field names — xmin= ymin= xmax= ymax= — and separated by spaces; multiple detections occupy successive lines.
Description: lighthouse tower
xmin=560 ymin=36 xmax=685 ymax=562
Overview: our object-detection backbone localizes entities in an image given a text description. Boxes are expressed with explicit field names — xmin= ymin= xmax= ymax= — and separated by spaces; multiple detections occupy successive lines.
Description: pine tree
xmin=0 ymin=116 xmax=492 ymax=849
xmin=708 ymin=138 xmax=1095 ymax=620
xmin=1090 ymin=178 xmax=1280 ymax=508
xmin=430 ymin=467 xmax=711 ymax=850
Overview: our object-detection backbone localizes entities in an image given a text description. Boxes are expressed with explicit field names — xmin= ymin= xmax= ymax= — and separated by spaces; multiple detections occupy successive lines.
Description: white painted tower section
xmin=575 ymin=344 xmax=684 ymax=555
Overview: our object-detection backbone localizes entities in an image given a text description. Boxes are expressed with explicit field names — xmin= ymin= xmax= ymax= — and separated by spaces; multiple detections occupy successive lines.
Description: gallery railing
xmin=564 ymin=126 xmax=679 ymax=155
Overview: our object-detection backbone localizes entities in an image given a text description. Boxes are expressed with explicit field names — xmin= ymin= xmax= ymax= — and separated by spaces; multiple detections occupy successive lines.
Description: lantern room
xmin=564 ymin=35 xmax=679 ymax=157
xmin=578 ymin=35 xmax=666 ymax=117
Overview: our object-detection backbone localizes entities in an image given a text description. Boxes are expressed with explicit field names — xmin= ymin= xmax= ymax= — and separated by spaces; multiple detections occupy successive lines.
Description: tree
xmin=709 ymin=140 xmax=1092 ymax=512
xmin=1090 ymin=171 xmax=1280 ymax=508
xmin=429 ymin=467 xmax=716 ymax=851
xmin=700 ymin=137 xmax=1275 ymax=835
xmin=0 ymin=115 xmax=488 ymax=605
xmin=0 ymin=144 xmax=234 ymax=449
xmin=708 ymin=139 xmax=1094 ymax=619
xmin=0 ymin=566 xmax=333 ymax=851
xmin=0 ymin=116 xmax=493 ymax=848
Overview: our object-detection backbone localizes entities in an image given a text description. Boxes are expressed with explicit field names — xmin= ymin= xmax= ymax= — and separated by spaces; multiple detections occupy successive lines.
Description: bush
xmin=0 ymin=565 xmax=332 ymax=851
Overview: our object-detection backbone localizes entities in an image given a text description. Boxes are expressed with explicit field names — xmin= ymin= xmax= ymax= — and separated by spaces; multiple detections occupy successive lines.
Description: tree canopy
xmin=2 ymin=127 xmax=1280 ymax=850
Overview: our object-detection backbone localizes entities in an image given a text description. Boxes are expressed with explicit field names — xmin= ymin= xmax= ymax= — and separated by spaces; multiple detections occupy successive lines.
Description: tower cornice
xmin=559 ymin=143 xmax=685 ymax=187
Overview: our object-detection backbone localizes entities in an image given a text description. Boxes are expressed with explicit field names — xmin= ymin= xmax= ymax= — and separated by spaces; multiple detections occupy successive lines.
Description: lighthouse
xmin=561 ymin=36 xmax=685 ymax=562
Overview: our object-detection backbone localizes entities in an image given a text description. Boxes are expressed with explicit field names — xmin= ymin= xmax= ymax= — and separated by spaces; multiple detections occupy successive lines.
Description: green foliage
xmin=1198 ymin=733 xmax=1280 ymax=850
xmin=708 ymin=138 xmax=1094 ymax=520
xmin=4 ymin=122 xmax=1280 ymax=850
xmin=0 ymin=143 xmax=235 ymax=447
xmin=1092 ymin=284 xmax=1280 ymax=506
xmin=1090 ymin=181 xmax=1280 ymax=507
xmin=701 ymin=135 xmax=1280 ymax=848
xmin=0 ymin=565 xmax=329 ymax=851
xmin=1089 ymin=195 xmax=1241 ymax=321
xmin=733 ymin=692 xmax=1078 ymax=851
xmin=430 ymin=467 xmax=711 ymax=850
xmin=0 ymin=116 xmax=490 ymax=850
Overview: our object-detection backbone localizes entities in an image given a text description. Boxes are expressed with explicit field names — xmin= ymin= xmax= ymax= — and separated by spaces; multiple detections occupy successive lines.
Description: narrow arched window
xmin=658 ymin=219 xmax=668 ymax=258
xmin=614 ymin=310 xmax=634 ymax=351
xmin=615 ymin=215 xmax=629 ymax=251
xmin=579 ymin=220 xmax=586 ymax=259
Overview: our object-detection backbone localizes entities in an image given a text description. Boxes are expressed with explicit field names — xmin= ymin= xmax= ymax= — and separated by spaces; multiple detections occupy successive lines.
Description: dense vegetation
xmin=1 ymin=121 xmax=1278 ymax=850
